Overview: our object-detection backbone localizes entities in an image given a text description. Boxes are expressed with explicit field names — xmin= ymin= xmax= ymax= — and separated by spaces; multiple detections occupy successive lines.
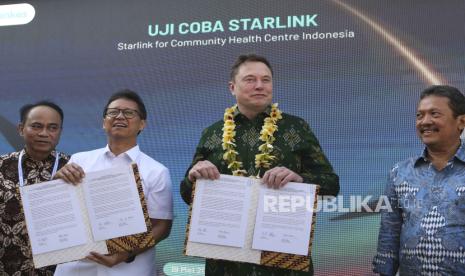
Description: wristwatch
xmin=125 ymin=251 xmax=136 ymax=263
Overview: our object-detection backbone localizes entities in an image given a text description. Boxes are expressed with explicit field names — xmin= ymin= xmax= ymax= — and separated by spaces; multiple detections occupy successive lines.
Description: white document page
xmin=20 ymin=180 xmax=87 ymax=255
xmin=82 ymin=165 xmax=147 ymax=241
xmin=32 ymin=184 xmax=108 ymax=268
xmin=188 ymin=175 xmax=253 ymax=248
xmin=252 ymin=182 xmax=316 ymax=256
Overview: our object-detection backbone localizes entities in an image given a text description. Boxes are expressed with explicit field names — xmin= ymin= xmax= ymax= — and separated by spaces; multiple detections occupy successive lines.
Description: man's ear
xmin=228 ymin=81 xmax=235 ymax=96
xmin=458 ymin=114 xmax=465 ymax=132
xmin=17 ymin=123 xmax=24 ymax=137
xmin=139 ymin=120 xmax=146 ymax=132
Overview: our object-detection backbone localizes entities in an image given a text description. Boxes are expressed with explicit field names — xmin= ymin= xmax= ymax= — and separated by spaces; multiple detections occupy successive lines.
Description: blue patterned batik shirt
xmin=373 ymin=142 xmax=465 ymax=275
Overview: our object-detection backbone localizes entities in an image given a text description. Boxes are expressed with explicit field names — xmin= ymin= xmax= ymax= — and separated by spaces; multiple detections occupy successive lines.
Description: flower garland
xmin=222 ymin=103 xmax=283 ymax=177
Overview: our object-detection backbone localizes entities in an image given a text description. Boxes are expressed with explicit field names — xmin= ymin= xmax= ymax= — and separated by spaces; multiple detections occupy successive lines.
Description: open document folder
xmin=185 ymin=174 xmax=319 ymax=272
xmin=18 ymin=164 xmax=154 ymax=268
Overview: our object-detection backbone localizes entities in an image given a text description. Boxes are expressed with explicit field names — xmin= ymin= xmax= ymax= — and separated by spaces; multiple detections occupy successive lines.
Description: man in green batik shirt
xmin=180 ymin=54 xmax=339 ymax=276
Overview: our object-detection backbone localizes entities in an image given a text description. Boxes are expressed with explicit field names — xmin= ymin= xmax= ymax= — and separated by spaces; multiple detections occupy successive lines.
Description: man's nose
xmin=254 ymin=80 xmax=264 ymax=90
xmin=420 ymin=114 xmax=433 ymax=124
xmin=115 ymin=111 xmax=126 ymax=119
xmin=38 ymin=127 xmax=49 ymax=136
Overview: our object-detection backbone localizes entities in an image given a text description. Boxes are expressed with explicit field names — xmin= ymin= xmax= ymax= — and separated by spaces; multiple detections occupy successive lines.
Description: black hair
xmin=420 ymin=85 xmax=465 ymax=117
xmin=103 ymin=89 xmax=147 ymax=120
xmin=19 ymin=101 xmax=64 ymax=125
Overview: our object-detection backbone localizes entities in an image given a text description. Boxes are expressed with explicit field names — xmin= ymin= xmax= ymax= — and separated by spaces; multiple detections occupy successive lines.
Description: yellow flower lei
xmin=222 ymin=103 xmax=283 ymax=177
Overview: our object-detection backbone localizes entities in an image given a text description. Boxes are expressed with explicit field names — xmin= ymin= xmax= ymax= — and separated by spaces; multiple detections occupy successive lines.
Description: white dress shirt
xmin=54 ymin=145 xmax=173 ymax=276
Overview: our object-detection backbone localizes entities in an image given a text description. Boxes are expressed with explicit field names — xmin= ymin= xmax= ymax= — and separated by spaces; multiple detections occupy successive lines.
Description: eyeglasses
xmin=105 ymin=108 xmax=140 ymax=119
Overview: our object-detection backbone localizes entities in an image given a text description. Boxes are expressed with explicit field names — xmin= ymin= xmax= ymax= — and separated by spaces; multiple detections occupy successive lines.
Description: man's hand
xmin=54 ymin=163 xmax=85 ymax=185
xmin=262 ymin=166 xmax=303 ymax=189
xmin=188 ymin=160 xmax=220 ymax=182
xmin=86 ymin=251 xmax=129 ymax=267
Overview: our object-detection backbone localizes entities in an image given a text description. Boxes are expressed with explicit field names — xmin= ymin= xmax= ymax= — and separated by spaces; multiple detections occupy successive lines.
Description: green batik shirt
xmin=180 ymin=107 xmax=339 ymax=276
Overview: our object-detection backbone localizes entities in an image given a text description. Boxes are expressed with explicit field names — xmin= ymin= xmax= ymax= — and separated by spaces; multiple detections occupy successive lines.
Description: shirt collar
xmin=104 ymin=144 xmax=140 ymax=162
xmin=455 ymin=141 xmax=465 ymax=162
xmin=233 ymin=105 xmax=272 ymax=119
xmin=21 ymin=148 xmax=57 ymax=163
xmin=414 ymin=140 xmax=465 ymax=166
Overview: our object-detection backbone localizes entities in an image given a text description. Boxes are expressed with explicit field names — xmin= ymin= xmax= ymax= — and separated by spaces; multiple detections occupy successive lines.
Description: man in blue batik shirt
xmin=373 ymin=85 xmax=465 ymax=275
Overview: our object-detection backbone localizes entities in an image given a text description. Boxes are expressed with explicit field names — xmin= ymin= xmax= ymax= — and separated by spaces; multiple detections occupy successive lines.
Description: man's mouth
xmin=113 ymin=123 xmax=127 ymax=128
xmin=420 ymin=128 xmax=438 ymax=134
